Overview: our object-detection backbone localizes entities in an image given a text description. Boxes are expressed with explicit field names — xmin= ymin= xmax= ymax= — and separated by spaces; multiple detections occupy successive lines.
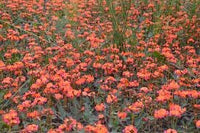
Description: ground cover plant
xmin=0 ymin=0 xmax=199 ymax=132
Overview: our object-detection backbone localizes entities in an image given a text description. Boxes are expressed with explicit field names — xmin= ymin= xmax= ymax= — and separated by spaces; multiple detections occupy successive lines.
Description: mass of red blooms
xmin=0 ymin=0 xmax=199 ymax=132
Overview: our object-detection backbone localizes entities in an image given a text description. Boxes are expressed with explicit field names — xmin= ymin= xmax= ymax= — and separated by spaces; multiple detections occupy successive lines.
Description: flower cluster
xmin=2 ymin=110 xmax=20 ymax=126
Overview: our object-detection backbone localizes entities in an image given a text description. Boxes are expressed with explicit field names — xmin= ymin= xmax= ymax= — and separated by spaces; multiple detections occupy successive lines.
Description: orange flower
xmin=27 ymin=110 xmax=40 ymax=120
xmin=2 ymin=77 xmax=13 ymax=84
xmin=17 ymin=100 xmax=32 ymax=111
xmin=60 ymin=117 xmax=83 ymax=131
xmin=22 ymin=124 xmax=39 ymax=132
xmin=106 ymin=94 xmax=117 ymax=104
xmin=32 ymin=97 xmax=47 ymax=105
xmin=106 ymin=94 xmax=113 ymax=104
xmin=123 ymin=125 xmax=138 ymax=133
xmin=98 ymin=114 xmax=104 ymax=119
xmin=95 ymin=124 xmax=108 ymax=133
xmin=85 ymin=125 xmax=96 ymax=133
xmin=196 ymin=120 xmax=200 ymax=128
xmin=66 ymin=58 xmax=74 ymax=68
xmin=156 ymin=90 xmax=172 ymax=102
xmin=84 ymin=75 xmax=94 ymax=83
xmin=55 ymin=93 xmax=63 ymax=100
xmin=137 ymin=69 xmax=151 ymax=80
xmin=0 ymin=110 xmax=5 ymax=115
xmin=85 ymin=124 xmax=108 ymax=133
xmin=164 ymin=129 xmax=177 ymax=133
xmin=118 ymin=112 xmax=127 ymax=119
xmin=95 ymin=103 xmax=105 ymax=112
xmin=140 ymin=87 xmax=149 ymax=93
xmin=125 ymin=29 xmax=132 ymax=37
xmin=65 ymin=30 xmax=75 ymax=39
xmin=4 ymin=92 xmax=12 ymax=99
xmin=169 ymin=103 xmax=186 ymax=117
xmin=147 ymin=3 xmax=154 ymax=8
xmin=75 ymin=77 xmax=86 ymax=85
xmin=167 ymin=80 xmax=180 ymax=90
xmin=48 ymin=129 xmax=63 ymax=133
xmin=154 ymin=109 xmax=168 ymax=119
xmin=2 ymin=109 xmax=20 ymax=126
xmin=193 ymin=104 xmax=200 ymax=109
xmin=128 ymin=101 xmax=144 ymax=113
xmin=187 ymin=38 xmax=194 ymax=43
xmin=0 ymin=60 xmax=5 ymax=71
xmin=93 ymin=62 xmax=102 ymax=69
xmin=129 ymin=80 xmax=139 ymax=87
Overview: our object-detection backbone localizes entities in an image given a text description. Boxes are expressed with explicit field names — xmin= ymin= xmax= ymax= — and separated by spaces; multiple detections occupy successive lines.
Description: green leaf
xmin=151 ymin=51 xmax=166 ymax=63
xmin=57 ymin=102 xmax=67 ymax=119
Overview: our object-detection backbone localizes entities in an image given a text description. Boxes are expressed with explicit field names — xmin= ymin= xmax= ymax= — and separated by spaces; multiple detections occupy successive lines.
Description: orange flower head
xmin=196 ymin=120 xmax=200 ymax=128
xmin=168 ymin=80 xmax=180 ymax=90
xmin=95 ymin=124 xmax=108 ymax=133
xmin=23 ymin=124 xmax=39 ymax=132
xmin=164 ymin=129 xmax=177 ymax=133
xmin=123 ymin=125 xmax=138 ymax=133
xmin=95 ymin=103 xmax=105 ymax=112
xmin=169 ymin=103 xmax=186 ymax=117
xmin=128 ymin=101 xmax=144 ymax=113
xmin=2 ymin=109 xmax=20 ymax=126
xmin=154 ymin=109 xmax=168 ymax=119
xmin=118 ymin=112 xmax=127 ymax=119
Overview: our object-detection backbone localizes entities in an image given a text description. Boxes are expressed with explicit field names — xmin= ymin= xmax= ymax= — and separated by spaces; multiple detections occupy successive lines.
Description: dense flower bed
xmin=0 ymin=0 xmax=199 ymax=132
